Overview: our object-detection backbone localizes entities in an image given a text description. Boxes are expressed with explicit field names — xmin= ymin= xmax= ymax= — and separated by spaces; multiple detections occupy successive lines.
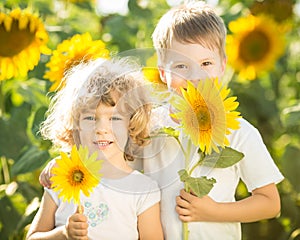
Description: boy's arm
xmin=137 ymin=202 xmax=164 ymax=240
xmin=176 ymin=183 xmax=280 ymax=223
xmin=39 ymin=159 xmax=57 ymax=188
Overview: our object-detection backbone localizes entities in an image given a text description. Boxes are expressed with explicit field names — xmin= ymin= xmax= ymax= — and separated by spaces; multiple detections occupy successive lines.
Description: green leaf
xmin=0 ymin=103 xmax=31 ymax=159
xmin=199 ymin=147 xmax=244 ymax=168
xmin=178 ymin=169 xmax=216 ymax=198
xmin=11 ymin=146 xmax=50 ymax=176
xmin=31 ymin=106 xmax=48 ymax=138
xmin=0 ymin=196 xmax=21 ymax=239
xmin=281 ymin=145 xmax=300 ymax=192
xmin=151 ymin=127 xmax=180 ymax=139
xmin=17 ymin=181 xmax=43 ymax=203
xmin=161 ymin=127 xmax=180 ymax=138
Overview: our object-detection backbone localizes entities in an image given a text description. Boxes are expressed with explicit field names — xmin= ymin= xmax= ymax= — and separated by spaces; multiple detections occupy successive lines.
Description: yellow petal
xmin=4 ymin=15 xmax=13 ymax=32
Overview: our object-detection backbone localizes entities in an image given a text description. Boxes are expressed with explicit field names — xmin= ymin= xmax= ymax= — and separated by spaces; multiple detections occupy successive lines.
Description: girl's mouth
xmin=94 ymin=140 xmax=113 ymax=150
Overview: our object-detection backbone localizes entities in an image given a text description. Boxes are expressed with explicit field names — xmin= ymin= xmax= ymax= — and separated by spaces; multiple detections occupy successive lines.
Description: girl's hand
xmin=65 ymin=206 xmax=88 ymax=240
xmin=39 ymin=159 xmax=57 ymax=188
xmin=176 ymin=189 xmax=218 ymax=222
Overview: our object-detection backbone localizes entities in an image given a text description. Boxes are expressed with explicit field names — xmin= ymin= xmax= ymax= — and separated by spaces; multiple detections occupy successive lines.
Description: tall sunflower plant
xmin=158 ymin=79 xmax=244 ymax=240
xmin=51 ymin=145 xmax=102 ymax=213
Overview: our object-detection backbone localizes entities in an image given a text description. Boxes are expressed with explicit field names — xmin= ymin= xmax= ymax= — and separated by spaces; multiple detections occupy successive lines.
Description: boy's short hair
xmin=152 ymin=1 xmax=227 ymax=64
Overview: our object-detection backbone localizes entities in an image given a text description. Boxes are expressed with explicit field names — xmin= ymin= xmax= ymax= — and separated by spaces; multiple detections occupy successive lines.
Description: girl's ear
xmin=158 ymin=67 xmax=167 ymax=83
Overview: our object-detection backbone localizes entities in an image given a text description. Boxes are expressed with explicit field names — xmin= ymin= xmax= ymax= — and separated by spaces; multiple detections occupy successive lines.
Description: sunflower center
xmin=0 ymin=20 xmax=35 ymax=57
xmin=193 ymin=100 xmax=211 ymax=131
xmin=72 ymin=170 xmax=84 ymax=183
xmin=239 ymin=30 xmax=270 ymax=63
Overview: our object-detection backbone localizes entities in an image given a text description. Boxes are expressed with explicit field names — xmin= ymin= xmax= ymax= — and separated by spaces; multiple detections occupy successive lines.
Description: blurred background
xmin=0 ymin=0 xmax=299 ymax=239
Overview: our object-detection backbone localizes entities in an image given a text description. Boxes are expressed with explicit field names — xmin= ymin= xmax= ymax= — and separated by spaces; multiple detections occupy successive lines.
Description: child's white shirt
xmin=46 ymin=170 xmax=160 ymax=240
xmin=136 ymin=105 xmax=284 ymax=240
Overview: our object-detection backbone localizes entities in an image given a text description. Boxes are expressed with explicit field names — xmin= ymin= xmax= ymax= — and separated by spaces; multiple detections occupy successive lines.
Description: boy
xmin=40 ymin=1 xmax=284 ymax=239
xmin=144 ymin=1 xmax=284 ymax=239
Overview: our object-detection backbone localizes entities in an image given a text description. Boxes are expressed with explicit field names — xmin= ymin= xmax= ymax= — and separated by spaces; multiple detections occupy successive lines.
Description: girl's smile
xmin=94 ymin=140 xmax=113 ymax=150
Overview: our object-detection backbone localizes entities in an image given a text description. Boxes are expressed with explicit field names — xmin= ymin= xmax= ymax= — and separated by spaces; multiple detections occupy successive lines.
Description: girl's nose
xmin=96 ymin=128 xmax=108 ymax=134
xmin=95 ymin=120 xmax=109 ymax=134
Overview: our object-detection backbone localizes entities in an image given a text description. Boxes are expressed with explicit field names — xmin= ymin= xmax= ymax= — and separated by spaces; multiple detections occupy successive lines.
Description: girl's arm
xmin=26 ymin=191 xmax=66 ymax=240
xmin=26 ymin=192 xmax=88 ymax=240
xmin=137 ymin=202 xmax=164 ymax=240
xmin=176 ymin=183 xmax=280 ymax=223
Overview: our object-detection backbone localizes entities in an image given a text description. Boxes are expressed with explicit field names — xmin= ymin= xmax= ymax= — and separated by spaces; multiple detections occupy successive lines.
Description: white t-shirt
xmin=46 ymin=170 xmax=160 ymax=240
xmin=133 ymin=105 xmax=284 ymax=240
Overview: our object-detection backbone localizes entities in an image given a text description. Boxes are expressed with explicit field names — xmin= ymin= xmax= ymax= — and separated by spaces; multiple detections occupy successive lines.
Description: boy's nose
xmin=190 ymin=68 xmax=209 ymax=82
xmin=189 ymin=79 xmax=200 ymax=87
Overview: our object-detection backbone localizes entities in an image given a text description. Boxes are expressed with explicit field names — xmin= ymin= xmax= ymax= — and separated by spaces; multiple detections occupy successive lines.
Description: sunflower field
xmin=0 ymin=0 xmax=299 ymax=239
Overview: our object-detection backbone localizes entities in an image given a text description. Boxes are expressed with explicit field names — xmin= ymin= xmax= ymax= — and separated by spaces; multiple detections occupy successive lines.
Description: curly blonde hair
xmin=40 ymin=58 xmax=152 ymax=161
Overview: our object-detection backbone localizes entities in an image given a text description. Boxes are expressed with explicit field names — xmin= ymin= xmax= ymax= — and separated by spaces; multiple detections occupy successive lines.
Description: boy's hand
xmin=65 ymin=206 xmax=88 ymax=240
xmin=176 ymin=189 xmax=217 ymax=222
xmin=39 ymin=159 xmax=57 ymax=188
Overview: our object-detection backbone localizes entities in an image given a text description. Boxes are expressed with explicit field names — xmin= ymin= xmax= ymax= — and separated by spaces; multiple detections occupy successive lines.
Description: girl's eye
xmin=111 ymin=116 xmax=122 ymax=121
xmin=83 ymin=116 xmax=95 ymax=121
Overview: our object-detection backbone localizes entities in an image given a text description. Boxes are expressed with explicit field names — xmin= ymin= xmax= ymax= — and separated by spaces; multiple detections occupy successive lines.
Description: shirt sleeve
xmin=136 ymin=175 xmax=161 ymax=215
xmin=44 ymin=187 xmax=60 ymax=206
xmin=231 ymin=119 xmax=284 ymax=192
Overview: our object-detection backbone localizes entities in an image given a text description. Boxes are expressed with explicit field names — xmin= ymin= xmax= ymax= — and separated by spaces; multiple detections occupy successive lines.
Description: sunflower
xmin=226 ymin=15 xmax=285 ymax=80
xmin=143 ymin=53 xmax=165 ymax=85
xmin=51 ymin=145 xmax=102 ymax=205
xmin=44 ymin=32 xmax=110 ymax=91
xmin=143 ymin=67 xmax=164 ymax=85
xmin=171 ymin=79 xmax=241 ymax=155
xmin=0 ymin=8 xmax=50 ymax=81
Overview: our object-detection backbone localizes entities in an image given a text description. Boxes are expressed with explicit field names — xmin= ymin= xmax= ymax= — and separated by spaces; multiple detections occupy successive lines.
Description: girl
xmin=26 ymin=58 xmax=163 ymax=240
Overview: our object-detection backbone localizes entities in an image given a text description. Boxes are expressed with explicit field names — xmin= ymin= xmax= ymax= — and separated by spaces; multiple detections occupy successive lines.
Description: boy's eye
xmin=175 ymin=64 xmax=188 ymax=69
xmin=201 ymin=61 xmax=212 ymax=67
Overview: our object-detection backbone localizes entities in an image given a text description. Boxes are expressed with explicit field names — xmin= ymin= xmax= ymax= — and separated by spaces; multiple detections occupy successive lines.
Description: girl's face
xmin=78 ymin=102 xmax=130 ymax=162
xmin=159 ymin=40 xmax=226 ymax=94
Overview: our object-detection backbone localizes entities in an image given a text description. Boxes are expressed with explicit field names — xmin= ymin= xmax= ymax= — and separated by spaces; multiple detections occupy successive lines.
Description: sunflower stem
xmin=182 ymin=139 xmax=192 ymax=240
xmin=183 ymin=222 xmax=189 ymax=240
xmin=1 ymin=156 xmax=10 ymax=184
xmin=0 ymin=81 xmax=5 ymax=117
xmin=174 ymin=136 xmax=187 ymax=158
xmin=187 ymin=140 xmax=192 ymax=167
xmin=188 ymin=150 xmax=205 ymax=176
xmin=78 ymin=203 xmax=83 ymax=214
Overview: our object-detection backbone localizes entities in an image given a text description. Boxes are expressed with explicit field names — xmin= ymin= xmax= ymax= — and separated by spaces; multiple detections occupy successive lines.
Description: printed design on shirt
xmin=84 ymin=201 xmax=109 ymax=227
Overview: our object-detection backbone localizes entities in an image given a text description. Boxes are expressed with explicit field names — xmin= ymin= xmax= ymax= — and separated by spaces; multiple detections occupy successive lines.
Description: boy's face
xmin=159 ymin=40 xmax=226 ymax=93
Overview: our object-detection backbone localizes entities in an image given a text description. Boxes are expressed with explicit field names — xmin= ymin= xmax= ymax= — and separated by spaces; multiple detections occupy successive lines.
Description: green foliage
xmin=177 ymin=146 xmax=244 ymax=199
xmin=178 ymin=169 xmax=216 ymax=198
xmin=0 ymin=0 xmax=299 ymax=239
xmin=199 ymin=146 xmax=245 ymax=168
